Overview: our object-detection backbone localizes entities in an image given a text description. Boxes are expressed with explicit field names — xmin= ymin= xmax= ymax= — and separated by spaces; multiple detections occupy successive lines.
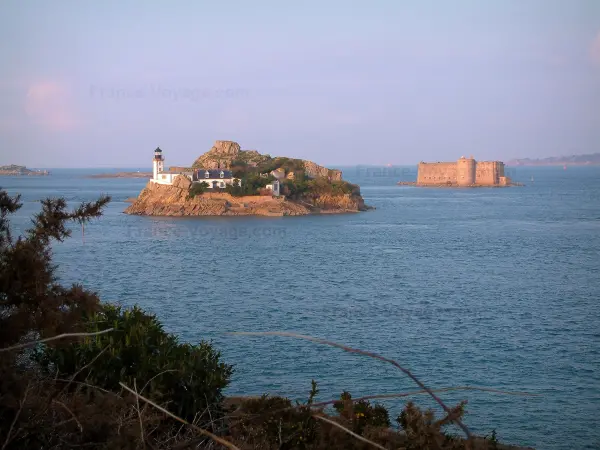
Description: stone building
xmin=416 ymin=156 xmax=511 ymax=186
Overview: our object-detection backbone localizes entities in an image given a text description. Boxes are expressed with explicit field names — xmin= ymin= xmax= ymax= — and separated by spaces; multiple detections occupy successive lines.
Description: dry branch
xmin=0 ymin=328 xmax=114 ymax=353
xmin=119 ymin=382 xmax=241 ymax=450
xmin=313 ymin=414 xmax=388 ymax=450
xmin=228 ymin=331 xmax=473 ymax=441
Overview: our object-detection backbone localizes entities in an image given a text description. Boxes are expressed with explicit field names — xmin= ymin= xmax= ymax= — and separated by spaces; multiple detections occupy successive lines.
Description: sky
xmin=0 ymin=0 xmax=599 ymax=168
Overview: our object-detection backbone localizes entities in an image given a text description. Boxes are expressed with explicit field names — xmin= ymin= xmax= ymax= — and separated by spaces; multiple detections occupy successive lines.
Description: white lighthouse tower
xmin=152 ymin=147 xmax=164 ymax=181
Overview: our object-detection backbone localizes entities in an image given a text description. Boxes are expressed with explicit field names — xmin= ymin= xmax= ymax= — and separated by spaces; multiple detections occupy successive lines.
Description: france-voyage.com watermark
xmin=89 ymin=84 xmax=250 ymax=102
xmin=126 ymin=225 xmax=286 ymax=239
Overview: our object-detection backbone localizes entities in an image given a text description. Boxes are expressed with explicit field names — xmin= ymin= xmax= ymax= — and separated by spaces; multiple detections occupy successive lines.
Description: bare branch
xmin=228 ymin=331 xmax=472 ymax=440
xmin=0 ymin=328 xmax=114 ymax=353
xmin=2 ymin=381 xmax=30 ymax=450
xmin=119 ymin=382 xmax=241 ymax=450
xmin=134 ymin=379 xmax=145 ymax=445
xmin=53 ymin=399 xmax=83 ymax=433
xmin=313 ymin=414 xmax=387 ymax=450
xmin=60 ymin=345 xmax=110 ymax=394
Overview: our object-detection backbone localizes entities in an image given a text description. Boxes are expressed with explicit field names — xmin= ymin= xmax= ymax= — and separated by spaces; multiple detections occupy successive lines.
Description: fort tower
xmin=456 ymin=156 xmax=476 ymax=186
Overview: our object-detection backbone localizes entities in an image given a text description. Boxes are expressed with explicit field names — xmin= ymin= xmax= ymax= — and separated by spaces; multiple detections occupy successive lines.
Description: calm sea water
xmin=2 ymin=166 xmax=599 ymax=450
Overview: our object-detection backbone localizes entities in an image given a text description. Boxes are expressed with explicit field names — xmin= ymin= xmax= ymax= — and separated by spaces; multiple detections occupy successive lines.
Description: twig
xmin=53 ymin=399 xmax=83 ymax=433
xmin=204 ymin=394 xmax=215 ymax=433
xmin=119 ymin=382 xmax=241 ymax=450
xmin=312 ymin=414 xmax=387 ymax=450
xmin=140 ymin=369 xmax=177 ymax=395
xmin=228 ymin=331 xmax=472 ymax=440
xmin=61 ymin=345 xmax=110 ymax=394
xmin=54 ymin=378 xmax=117 ymax=396
xmin=2 ymin=382 xmax=30 ymax=450
xmin=134 ymin=379 xmax=145 ymax=445
xmin=0 ymin=328 xmax=114 ymax=353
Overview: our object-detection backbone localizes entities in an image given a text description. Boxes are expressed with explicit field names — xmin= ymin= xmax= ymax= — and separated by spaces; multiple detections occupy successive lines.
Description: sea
xmin=1 ymin=165 xmax=599 ymax=450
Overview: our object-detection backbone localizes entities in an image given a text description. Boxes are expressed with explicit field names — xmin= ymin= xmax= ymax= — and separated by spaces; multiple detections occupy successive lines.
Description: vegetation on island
xmin=215 ymin=157 xmax=358 ymax=199
xmin=1 ymin=189 xmax=524 ymax=449
xmin=0 ymin=164 xmax=49 ymax=175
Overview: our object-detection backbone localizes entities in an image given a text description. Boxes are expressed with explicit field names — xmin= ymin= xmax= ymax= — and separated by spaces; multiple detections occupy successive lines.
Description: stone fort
xmin=417 ymin=156 xmax=511 ymax=186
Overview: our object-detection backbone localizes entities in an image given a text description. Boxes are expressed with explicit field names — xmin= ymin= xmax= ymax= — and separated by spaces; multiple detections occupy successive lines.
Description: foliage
xmin=281 ymin=179 xmax=310 ymax=200
xmin=0 ymin=189 xmax=109 ymax=354
xmin=227 ymin=389 xmax=488 ymax=450
xmin=0 ymin=189 xmax=232 ymax=449
xmin=231 ymin=160 xmax=249 ymax=178
xmin=188 ymin=181 xmax=209 ymax=198
xmin=306 ymin=178 xmax=356 ymax=196
xmin=34 ymin=303 xmax=233 ymax=423
xmin=396 ymin=400 xmax=469 ymax=450
xmin=333 ymin=391 xmax=391 ymax=435
xmin=235 ymin=173 xmax=273 ymax=196
xmin=228 ymin=381 xmax=320 ymax=449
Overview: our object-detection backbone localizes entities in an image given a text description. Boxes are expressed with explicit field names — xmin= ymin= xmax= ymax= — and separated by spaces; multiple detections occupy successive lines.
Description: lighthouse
xmin=153 ymin=147 xmax=164 ymax=180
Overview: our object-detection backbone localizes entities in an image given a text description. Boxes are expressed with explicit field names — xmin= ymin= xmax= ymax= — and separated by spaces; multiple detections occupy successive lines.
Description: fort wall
xmin=416 ymin=158 xmax=508 ymax=187
xmin=417 ymin=162 xmax=457 ymax=185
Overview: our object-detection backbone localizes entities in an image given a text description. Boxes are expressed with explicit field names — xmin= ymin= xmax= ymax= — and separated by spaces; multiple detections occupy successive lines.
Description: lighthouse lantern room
xmin=153 ymin=147 xmax=164 ymax=180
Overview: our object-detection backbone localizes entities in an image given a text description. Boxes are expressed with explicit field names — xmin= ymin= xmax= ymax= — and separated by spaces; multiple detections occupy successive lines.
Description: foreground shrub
xmin=35 ymin=303 xmax=233 ymax=423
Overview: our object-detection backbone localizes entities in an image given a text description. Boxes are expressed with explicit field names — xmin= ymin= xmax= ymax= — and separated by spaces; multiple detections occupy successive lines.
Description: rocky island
xmin=0 ymin=165 xmax=49 ymax=176
xmin=125 ymin=141 xmax=371 ymax=217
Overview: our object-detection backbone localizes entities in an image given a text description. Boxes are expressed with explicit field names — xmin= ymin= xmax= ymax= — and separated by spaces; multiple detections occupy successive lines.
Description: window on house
xmin=220 ymin=172 xmax=224 ymax=178
xmin=205 ymin=172 xmax=209 ymax=178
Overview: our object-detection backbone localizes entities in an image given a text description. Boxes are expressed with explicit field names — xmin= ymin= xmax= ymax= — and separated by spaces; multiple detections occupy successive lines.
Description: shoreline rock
xmin=125 ymin=176 xmax=372 ymax=217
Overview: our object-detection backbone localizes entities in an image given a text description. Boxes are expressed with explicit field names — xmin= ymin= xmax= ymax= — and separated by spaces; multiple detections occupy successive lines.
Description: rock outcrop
xmin=303 ymin=160 xmax=342 ymax=181
xmin=191 ymin=140 xmax=342 ymax=179
xmin=125 ymin=176 xmax=370 ymax=217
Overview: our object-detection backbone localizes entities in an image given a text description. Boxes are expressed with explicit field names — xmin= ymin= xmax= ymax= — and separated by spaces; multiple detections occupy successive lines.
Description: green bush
xmin=34 ymin=303 xmax=233 ymax=424
xmin=189 ymin=181 xmax=209 ymax=198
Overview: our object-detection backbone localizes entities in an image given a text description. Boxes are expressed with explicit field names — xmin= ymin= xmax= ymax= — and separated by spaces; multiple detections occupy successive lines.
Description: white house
xmin=265 ymin=179 xmax=281 ymax=197
xmin=197 ymin=169 xmax=239 ymax=189
xmin=151 ymin=148 xmax=240 ymax=189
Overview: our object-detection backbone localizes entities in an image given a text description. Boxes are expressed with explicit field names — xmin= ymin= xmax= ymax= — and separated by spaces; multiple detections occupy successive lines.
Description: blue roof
xmin=197 ymin=169 xmax=233 ymax=179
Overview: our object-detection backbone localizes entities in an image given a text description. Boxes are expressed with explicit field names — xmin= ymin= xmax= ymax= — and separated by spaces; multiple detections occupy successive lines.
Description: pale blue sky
xmin=1 ymin=0 xmax=599 ymax=167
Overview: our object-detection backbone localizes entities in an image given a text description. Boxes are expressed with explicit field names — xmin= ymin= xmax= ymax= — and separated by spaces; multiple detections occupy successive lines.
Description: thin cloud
xmin=24 ymin=81 xmax=81 ymax=131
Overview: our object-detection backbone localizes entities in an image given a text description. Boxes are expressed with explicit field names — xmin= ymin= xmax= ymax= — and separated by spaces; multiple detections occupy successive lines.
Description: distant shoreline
xmin=506 ymin=162 xmax=600 ymax=167
xmin=86 ymin=172 xmax=153 ymax=179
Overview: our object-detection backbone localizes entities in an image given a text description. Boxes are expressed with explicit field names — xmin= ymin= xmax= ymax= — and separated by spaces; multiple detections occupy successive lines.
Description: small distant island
xmin=125 ymin=141 xmax=372 ymax=217
xmin=507 ymin=152 xmax=600 ymax=166
xmin=398 ymin=156 xmax=522 ymax=188
xmin=0 ymin=165 xmax=50 ymax=176
xmin=87 ymin=172 xmax=153 ymax=179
